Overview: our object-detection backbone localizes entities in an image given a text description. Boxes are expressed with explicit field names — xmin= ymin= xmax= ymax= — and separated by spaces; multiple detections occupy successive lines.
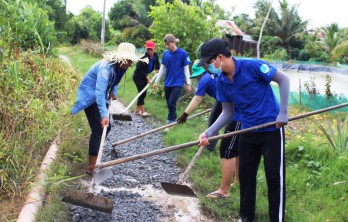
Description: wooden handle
xmin=177 ymin=146 xmax=205 ymax=185
xmin=111 ymin=108 xmax=211 ymax=147
xmin=96 ymin=99 xmax=112 ymax=165
xmin=122 ymin=73 xmax=158 ymax=113
xmin=97 ymin=102 xmax=348 ymax=169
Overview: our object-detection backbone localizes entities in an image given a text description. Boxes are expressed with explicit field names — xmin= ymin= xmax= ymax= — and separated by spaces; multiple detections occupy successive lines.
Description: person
xmin=177 ymin=61 xmax=241 ymax=199
xmin=153 ymin=33 xmax=192 ymax=124
xmin=71 ymin=42 xmax=148 ymax=174
xmin=133 ymin=40 xmax=160 ymax=116
xmin=197 ymin=38 xmax=290 ymax=222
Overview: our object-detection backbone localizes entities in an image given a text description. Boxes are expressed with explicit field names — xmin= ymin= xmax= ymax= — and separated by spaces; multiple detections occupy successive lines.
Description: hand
xmin=276 ymin=122 xmax=287 ymax=128
xmin=177 ymin=112 xmax=188 ymax=124
xmin=153 ymin=82 xmax=158 ymax=90
xmin=109 ymin=93 xmax=117 ymax=100
xmin=186 ymin=84 xmax=191 ymax=92
xmin=146 ymin=77 xmax=151 ymax=84
xmin=198 ymin=132 xmax=210 ymax=147
xmin=101 ymin=117 xmax=109 ymax=128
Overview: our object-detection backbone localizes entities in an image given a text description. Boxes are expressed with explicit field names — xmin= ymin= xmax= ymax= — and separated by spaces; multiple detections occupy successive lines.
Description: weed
xmin=318 ymin=112 xmax=348 ymax=151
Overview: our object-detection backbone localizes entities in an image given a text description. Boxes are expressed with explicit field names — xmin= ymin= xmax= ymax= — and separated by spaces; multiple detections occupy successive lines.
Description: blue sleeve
xmin=96 ymin=67 xmax=109 ymax=118
xmin=253 ymin=60 xmax=277 ymax=82
xmin=183 ymin=51 xmax=191 ymax=66
xmin=216 ymin=78 xmax=230 ymax=102
xmin=195 ymin=77 xmax=209 ymax=96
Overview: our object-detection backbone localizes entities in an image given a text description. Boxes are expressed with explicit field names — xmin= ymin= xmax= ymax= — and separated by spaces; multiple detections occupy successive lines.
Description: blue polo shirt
xmin=216 ymin=58 xmax=279 ymax=131
xmin=161 ymin=48 xmax=191 ymax=87
xmin=195 ymin=72 xmax=217 ymax=99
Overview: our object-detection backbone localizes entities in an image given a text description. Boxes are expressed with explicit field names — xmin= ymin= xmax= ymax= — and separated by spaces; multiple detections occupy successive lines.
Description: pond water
xmin=281 ymin=70 xmax=348 ymax=97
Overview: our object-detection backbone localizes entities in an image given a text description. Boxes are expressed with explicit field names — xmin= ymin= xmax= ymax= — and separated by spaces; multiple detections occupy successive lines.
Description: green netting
xmin=272 ymin=86 xmax=348 ymax=112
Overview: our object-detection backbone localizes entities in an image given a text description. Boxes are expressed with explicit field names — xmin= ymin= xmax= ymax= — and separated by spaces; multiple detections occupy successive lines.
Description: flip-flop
xmin=206 ymin=191 xmax=230 ymax=199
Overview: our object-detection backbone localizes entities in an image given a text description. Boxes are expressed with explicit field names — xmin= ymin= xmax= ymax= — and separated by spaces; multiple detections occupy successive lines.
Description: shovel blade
xmin=161 ymin=182 xmax=197 ymax=198
xmin=93 ymin=167 xmax=113 ymax=185
xmin=112 ymin=113 xmax=132 ymax=121
xmin=62 ymin=189 xmax=113 ymax=213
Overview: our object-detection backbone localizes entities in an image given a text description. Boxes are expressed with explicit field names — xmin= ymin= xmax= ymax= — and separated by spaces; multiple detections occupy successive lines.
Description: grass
xmin=35 ymin=46 xmax=348 ymax=221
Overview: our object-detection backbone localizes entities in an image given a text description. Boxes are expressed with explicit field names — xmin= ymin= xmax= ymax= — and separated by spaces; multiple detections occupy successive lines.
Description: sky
xmin=66 ymin=0 xmax=347 ymax=29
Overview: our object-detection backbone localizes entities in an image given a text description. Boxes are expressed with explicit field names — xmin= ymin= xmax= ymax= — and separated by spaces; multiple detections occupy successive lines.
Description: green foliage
xmin=66 ymin=7 xmax=111 ymax=44
xmin=264 ymin=48 xmax=288 ymax=60
xmin=0 ymin=48 xmax=79 ymax=212
xmin=318 ymin=112 xmax=348 ymax=151
xmin=0 ymin=0 xmax=57 ymax=53
xmin=108 ymin=0 xmax=153 ymax=47
xmin=148 ymin=0 xmax=218 ymax=61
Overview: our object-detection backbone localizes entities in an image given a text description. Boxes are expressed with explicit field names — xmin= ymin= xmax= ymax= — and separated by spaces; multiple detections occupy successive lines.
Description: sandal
xmin=206 ymin=191 xmax=230 ymax=199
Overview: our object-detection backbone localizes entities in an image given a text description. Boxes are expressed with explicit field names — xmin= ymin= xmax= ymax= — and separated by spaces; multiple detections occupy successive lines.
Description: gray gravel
xmin=69 ymin=113 xmax=182 ymax=222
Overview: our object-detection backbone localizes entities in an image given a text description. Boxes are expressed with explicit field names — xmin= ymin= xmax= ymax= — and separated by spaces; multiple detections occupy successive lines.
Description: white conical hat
xmin=103 ymin=42 xmax=148 ymax=65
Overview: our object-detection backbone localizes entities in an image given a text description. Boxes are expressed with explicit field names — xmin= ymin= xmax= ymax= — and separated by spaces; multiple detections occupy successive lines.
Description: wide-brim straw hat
xmin=103 ymin=42 xmax=148 ymax=65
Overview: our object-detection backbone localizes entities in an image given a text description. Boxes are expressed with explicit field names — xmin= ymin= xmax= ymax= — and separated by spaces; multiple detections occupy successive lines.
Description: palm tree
xmin=330 ymin=27 xmax=348 ymax=62
xmin=272 ymin=0 xmax=307 ymax=52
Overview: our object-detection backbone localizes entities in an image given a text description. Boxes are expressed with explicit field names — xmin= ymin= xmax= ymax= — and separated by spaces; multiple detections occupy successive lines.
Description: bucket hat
xmin=190 ymin=60 xmax=206 ymax=79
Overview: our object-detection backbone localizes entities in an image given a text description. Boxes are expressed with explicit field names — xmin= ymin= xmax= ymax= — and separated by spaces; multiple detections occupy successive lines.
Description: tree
xmin=109 ymin=0 xmax=153 ymax=46
xmin=67 ymin=8 xmax=110 ymax=44
xmin=257 ymin=0 xmax=273 ymax=58
xmin=148 ymin=0 xmax=218 ymax=61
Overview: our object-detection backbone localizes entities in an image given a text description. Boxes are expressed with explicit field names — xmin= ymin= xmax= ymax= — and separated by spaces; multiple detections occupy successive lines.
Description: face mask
xmin=207 ymin=60 xmax=222 ymax=76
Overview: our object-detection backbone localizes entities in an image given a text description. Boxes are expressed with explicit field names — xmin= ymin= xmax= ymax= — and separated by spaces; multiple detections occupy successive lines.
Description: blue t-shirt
xmin=195 ymin=72 xmax=217 ymax=99
xmin=161 ymin=48 xmax=191 ymax=87
xmin=216 ymin=58 xmax=279 ymax=131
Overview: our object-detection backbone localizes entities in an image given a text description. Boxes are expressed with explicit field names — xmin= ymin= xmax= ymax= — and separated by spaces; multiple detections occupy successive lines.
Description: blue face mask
xmin=207 ymin=63 xmax=222 ymax=76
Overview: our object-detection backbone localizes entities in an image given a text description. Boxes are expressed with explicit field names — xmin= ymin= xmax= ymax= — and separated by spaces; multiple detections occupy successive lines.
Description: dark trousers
xmin=84 ymin=102 xmax=111 ymax=156
xmin=164 ymin=86 xmax=183 ymax=122
xmin=133 ymin=78 xmax=148 ymax=106
xmin=239 ymin=128 xmax=285 ymax=222
xmin=206 ymin=101 xmax=222 ymax=151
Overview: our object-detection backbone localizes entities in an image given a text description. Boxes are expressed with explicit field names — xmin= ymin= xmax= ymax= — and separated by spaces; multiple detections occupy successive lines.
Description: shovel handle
xmin=97 ymin=102 xmax=348 ymax=169
xmin=177 ymin=146 xmax=205 ymax=185
xmin=96 ymin=99 xmax=112 ymax=165
xmin=122 ymin=73 xmax=158 ymax=113
xmin=111 ymin=108 xmax=211 ymax=147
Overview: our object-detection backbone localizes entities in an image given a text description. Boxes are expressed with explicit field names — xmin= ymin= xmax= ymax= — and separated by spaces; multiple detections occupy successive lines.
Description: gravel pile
xmin=69 ymin=113 xmax=182 ymax=222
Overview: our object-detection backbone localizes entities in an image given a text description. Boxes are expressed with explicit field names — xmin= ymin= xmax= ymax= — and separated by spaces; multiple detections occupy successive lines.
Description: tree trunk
xmin=257 ymin=0 xmax=273 ymax=59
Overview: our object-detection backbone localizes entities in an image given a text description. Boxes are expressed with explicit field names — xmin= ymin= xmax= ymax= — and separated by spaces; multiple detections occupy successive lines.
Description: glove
xmin=177 ymin=112 xmax=188 ymax=124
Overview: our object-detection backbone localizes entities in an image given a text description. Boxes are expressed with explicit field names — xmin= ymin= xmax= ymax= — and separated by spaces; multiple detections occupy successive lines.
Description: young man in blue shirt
xmin=177 ymin=61 xmax=241 ymax=199
xmin=197 ymin=38 xmax=290 ymax=222
xmin=71 ymin=42 xmax=147 ymax=174
xmin=153 ymin=34 xmax=192 ymax=124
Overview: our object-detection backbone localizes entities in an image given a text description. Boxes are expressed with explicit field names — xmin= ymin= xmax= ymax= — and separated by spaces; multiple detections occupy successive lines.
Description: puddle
xmin=89 ymin=183 xmax=210 ymax=222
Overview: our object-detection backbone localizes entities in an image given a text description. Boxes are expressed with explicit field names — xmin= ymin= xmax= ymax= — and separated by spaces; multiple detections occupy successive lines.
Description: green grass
xmin=42 ymin=46 xmax=348 ymax=221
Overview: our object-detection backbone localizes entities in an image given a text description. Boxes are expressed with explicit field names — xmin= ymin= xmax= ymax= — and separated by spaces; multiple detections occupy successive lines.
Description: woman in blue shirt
xmin=71 ymin=42 xmax=147 ymax=174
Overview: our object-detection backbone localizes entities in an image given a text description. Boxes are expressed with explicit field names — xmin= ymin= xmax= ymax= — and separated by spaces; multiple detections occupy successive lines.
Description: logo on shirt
xmin=260 ymin=64 xmax=270 ymax=74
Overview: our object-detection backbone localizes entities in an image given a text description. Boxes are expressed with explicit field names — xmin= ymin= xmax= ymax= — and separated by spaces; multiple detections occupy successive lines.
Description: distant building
xmin=217 ymin=20 xmax=257 ymax=57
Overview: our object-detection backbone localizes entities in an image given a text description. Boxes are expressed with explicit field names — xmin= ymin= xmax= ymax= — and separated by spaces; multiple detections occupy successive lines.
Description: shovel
xmin=62 ymin=100 xmax=114 ymax=213
xmin=112 ymin=108 xmax=211 ymax=147
xmin=161 ymin=145 xmax=206 ymax=197
xmin=96 ymin=102 xmax=348 ymax=169
xmin=112 ymin=73 xmax=158 ymax=121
